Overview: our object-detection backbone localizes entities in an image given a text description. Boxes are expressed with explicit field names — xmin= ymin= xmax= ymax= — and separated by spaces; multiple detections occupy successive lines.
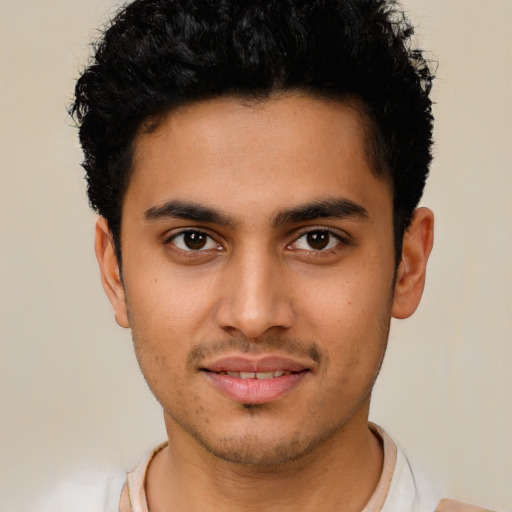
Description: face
xmin=97 ymin=94 xmax=432 ymax=466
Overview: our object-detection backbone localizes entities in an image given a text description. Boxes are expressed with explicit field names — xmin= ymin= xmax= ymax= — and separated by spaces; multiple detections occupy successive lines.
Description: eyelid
xmin=288 ymin=227 xmax=351 ymax=252
xmin=164 ymin=228 xmax=223 ymax=252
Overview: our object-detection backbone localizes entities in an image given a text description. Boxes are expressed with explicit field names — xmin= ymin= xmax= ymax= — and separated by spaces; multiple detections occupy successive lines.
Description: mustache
xmin=187 ymin=336 xmax=324 ymax=367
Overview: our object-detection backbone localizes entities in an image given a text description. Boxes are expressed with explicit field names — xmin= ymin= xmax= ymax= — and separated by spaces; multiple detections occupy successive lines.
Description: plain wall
xmin=0 ymin=1 xmax=510 ymax=510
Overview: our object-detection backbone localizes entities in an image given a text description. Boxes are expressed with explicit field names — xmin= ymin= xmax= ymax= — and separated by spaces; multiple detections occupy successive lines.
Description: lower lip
xmin=204 ymin=371 xmax=308 ymax=404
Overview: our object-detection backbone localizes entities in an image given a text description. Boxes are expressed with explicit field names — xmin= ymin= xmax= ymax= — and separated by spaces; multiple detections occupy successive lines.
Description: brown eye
xmin=292 ymin=230 xmax=341 ymax=251
xmin=306 ymin=231 xmax=330 ymax=250
xmin=170 ymin=230 xmax=219 ymax=251
xmin=184 ymin=231 xmax=207 ymax=250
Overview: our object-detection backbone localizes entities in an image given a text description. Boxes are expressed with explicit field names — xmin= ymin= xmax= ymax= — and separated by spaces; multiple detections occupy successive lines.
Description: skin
xmin=96 ymin=94 xmax=433 ymax=511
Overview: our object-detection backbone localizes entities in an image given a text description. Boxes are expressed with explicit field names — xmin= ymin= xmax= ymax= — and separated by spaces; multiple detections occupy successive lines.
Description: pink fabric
xmin=119 ymin=443 xmax=167 ymax=512
xmin=435 ymin=499 xmax=498 ymax=512
xmin=361 ymin=423 xmax=397 ymax=512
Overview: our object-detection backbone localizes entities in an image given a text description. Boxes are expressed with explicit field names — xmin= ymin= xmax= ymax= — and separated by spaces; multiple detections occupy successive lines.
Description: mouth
xmin=210 ymin=370 xmax=297 ymax=380
xmin=201 ymin=356 xmax=311 ymax=404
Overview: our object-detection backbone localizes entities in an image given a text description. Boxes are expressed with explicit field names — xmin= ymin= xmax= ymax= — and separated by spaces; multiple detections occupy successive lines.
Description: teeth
xmin=255 ymin=372 xmax=274 ymax=380
xmin=224 ymin=371 xmax=290 ymax=379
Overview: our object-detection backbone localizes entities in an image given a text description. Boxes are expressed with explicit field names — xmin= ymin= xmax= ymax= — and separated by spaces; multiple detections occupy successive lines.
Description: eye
xmin=169 ymin=230 xmax=220 ymax=251
xmin=290 ymin=230 xmax=342 ymax=251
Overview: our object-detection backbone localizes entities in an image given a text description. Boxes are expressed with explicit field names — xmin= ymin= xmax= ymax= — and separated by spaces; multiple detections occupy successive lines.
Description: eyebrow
xmin=144 ymin=200 xmax=233 ymax=225
xmin=144 ymin=197 xmax=368 ymax=227
xmin=272 ymin=197 xmax=369 ymax=227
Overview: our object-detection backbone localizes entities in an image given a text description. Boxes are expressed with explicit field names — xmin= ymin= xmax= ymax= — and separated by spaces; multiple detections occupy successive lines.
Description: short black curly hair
xmin=72 ymin=0 xmax=434 ymax=263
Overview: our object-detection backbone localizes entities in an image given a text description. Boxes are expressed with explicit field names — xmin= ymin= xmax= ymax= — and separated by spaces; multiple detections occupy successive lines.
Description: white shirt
xmin=35 ymin=425 xmax=494 ymax=512
xmin=119 ymin=424 xmax=443 ymax=512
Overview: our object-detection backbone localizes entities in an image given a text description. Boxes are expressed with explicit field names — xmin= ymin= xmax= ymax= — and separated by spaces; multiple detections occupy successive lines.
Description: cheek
xmin=121 ymin=264 xmax=223 ymax=391
xmin=121 ymin=280 xmax=189 ymax=387
xmin=295 ymin=263 xmax=393 ymax=374
xmin=124 ymin=261 xmax=220 ymax=334
xmin=127 ymin=300 xmax=194 ymax=416
xmin=298 ymin=266 xmax=393 ymax=332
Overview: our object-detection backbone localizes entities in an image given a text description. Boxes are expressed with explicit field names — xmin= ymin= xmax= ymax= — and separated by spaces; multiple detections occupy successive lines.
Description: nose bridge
xmin=215 ymin=241 xmax=293 ymax=338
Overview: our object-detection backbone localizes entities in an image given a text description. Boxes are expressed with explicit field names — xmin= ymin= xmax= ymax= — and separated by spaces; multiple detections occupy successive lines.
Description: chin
xmin=188 ymin=415 xmax=343 ymax=467
xmin=200 ymin=434 xmax=314 ymax=466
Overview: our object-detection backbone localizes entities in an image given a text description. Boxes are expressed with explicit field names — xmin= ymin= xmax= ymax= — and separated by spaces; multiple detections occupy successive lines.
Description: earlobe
xmin=95 ymin=217 xmax=130 ymax=328
xmin=392 ymin=208 xmax=434 ymax=319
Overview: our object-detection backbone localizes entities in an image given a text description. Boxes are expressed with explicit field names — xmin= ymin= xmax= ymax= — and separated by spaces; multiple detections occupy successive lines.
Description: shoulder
xmin=435 ymin=498 xmax=504 ymax=512
xmin=32 ymin=469 xmax=126 ymax=512
xmin=383 ymin=432 xmax=500 ymax=512
xmin=390 ymin=446 xmax=501 ymax=512
xmin=374 ymin=424 xmax=444 ymax=512
xmin=375 ymin=426 xmax=500 ymax=512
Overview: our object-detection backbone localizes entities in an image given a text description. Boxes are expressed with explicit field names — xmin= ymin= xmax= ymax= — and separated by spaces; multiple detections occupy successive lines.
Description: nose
xmin=214 ymin=246 xmax=295 ymax=340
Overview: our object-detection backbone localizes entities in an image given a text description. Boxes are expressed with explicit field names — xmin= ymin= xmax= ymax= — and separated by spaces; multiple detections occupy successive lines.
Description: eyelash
xmin=288 ymin=228 xmax=348 ymax=255
xmin=165 ymin=230 xmax=222 ymax=253
xmin=164 ymin=227 xmax=350 ymax=256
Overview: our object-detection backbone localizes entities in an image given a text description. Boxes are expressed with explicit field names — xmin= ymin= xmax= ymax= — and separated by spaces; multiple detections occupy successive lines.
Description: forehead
xmin=125 ymin=94 xmax=392 ymax=223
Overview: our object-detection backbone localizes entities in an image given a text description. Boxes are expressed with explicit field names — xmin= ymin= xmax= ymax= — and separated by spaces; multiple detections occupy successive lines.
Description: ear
xmin=95 ymin=217 xmax=130 ymax=328
xmin=392 ymin=207 xmax=434 ymax=319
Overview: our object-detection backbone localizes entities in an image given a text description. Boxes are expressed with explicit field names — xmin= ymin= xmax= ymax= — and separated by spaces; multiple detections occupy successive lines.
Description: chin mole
xmin=242 ymin=403 xmax=263 ymax=411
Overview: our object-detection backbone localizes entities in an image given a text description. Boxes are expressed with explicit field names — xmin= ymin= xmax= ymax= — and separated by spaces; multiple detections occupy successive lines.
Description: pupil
xmin=307 ymin=231 xmax=329 ymax=250
xmin=184 ymin=231 xmax=207 ymax=250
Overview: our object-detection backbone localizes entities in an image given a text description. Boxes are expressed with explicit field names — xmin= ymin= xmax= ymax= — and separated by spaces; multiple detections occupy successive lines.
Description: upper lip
xmin=203 ymin=356 xmax=310 ymax=373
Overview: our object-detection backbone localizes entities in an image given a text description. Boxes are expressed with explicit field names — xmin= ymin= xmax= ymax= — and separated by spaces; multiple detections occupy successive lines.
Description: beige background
xmin=0 ymin=0 xmax=511 ymax=510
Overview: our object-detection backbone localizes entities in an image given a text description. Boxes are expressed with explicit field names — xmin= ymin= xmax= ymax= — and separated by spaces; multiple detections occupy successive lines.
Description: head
xmin=73 ymin=0 xmax=435 ymax=467
xmin=72 ymin=0 xmax=434 ymax=265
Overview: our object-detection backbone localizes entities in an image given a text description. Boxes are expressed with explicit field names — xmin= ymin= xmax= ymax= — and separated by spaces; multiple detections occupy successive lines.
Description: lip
xmin=205 ymin=356 xmax=309 ymax=373
xmin=202 ymin=356 xmax=311 ymax=404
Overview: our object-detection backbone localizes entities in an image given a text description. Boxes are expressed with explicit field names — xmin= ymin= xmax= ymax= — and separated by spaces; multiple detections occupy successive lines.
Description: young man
xmin=71 ymin=0 xmax=496 ymax=510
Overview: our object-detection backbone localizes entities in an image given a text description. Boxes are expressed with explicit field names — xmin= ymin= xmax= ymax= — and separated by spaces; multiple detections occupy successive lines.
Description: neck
xmin=146 ymin=411 xmax=384 ymax=512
